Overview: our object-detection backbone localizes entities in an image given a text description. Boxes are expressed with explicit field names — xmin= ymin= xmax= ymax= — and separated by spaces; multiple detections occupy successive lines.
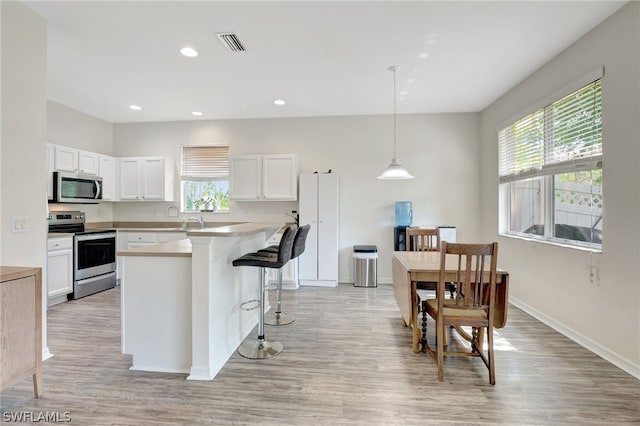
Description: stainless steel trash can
xmin=353 ymin=245 xmax=378 ymax=287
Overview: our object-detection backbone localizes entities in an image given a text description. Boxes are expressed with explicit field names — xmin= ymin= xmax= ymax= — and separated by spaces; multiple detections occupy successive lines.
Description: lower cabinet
xmin=47 ymin=237 xmax=73 ymax=305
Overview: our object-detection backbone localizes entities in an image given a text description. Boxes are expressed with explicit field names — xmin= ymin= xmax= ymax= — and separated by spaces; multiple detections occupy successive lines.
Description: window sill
xmin=181 ymin=210 xmax=229 ymax=215
xmin=499 ymin=232 xmax=602 ymax=253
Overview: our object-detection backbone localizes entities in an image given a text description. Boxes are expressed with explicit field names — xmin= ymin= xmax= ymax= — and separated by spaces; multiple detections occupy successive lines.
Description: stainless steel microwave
xmin=52 ymin=171 xmax=102 ymax=204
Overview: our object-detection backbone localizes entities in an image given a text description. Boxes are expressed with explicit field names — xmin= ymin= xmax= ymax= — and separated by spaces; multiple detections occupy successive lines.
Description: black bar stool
xmin=257 ymin=224 xmax=310 ymax=326
xmin=232 ymin=226 xmax=296 ymax=359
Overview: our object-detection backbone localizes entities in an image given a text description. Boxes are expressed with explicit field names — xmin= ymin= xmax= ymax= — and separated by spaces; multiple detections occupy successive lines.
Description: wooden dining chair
xmin=406 ymin=228 xmax=455 ymax=300
xmin=421 ymin=241 xmax=499 ymax=384
xmin=405 ymin=227 xmax=440 ymax=252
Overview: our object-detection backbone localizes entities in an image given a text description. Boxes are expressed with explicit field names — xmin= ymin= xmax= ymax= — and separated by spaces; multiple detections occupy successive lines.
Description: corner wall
xmin=479 ymin=2 xmax=640 ymax=377
xmin=1 ymin=2 xmax=47 ymax=269
xmin=1 ymin=1 xmax=49 ymax=358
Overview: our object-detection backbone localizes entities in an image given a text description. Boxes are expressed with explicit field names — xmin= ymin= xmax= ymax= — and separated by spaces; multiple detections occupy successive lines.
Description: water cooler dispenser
xmin=394 ymin=201 xmax=412 ymax=251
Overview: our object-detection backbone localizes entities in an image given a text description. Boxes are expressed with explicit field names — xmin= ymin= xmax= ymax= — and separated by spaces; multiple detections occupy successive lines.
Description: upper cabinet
xmin=51 ymin=145 xmax=99 ymax=175
xmin=99 ymin=155 xmax=118 ymax=201
xmin=119 ymin=157 xmax=175 ymax=202
xmin=53 ymin=145 xmax=78 ymax=173
xmin=229 ymin=154 xmax=298 ymax=201
xmin=77 ymin=150 xmax=99 ymax=175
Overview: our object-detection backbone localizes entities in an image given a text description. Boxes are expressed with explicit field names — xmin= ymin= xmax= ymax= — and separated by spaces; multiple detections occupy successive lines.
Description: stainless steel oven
xmin=74 ymin=231 xmax=116 ymax=299
xmin=48 ymin=211 xmax=116 ymax=299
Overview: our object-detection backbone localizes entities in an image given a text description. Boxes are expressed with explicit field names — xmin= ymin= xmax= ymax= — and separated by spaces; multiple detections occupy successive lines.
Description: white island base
xmin=118 ymin=223 xmax=281 ymax=380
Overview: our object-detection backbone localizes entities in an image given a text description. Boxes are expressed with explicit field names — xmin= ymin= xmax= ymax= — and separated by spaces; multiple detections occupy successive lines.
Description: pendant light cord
xmin=390 ymin=65 xmax=398 ymax=159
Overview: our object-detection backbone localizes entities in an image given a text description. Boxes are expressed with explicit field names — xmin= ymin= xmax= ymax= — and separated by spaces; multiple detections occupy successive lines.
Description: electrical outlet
xmin=589 ymin=264 xmax=600 ymax=284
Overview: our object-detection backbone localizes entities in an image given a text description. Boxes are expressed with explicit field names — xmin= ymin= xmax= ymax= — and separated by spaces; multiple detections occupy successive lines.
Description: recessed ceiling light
xmin=129 ymin=105 xmax=142 ymax=111
xmin=180 ymin=47 xmax=198 ymax=58
xmin=274 ymin=99 xmax=286 ymax=106
xmin=192 ymin=111 xmax=203 ymax=116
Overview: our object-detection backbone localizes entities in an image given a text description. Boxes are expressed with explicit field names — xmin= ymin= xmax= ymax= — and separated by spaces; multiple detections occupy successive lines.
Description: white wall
xmin=113 ymin=112 xmax=481 ymax=284
xmin=1 ymin=1 xmax=47 ymax=268
xmin=48 ymin=101 xmax=114 ymax=154
xmin=1 ymin=0 xmax=49 ymax=359
xmin=479 ymin=2 xmax=639 ymax=377
xmin=46 ymin=101 xmax=115 ymax=223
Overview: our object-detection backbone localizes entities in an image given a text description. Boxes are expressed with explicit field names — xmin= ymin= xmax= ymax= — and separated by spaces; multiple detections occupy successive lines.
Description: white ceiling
xmin=25 ymin=1 xmax=625 ymax=124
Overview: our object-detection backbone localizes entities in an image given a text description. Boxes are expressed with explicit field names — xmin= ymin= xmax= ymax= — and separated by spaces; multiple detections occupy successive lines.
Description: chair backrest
xmin=291 ymin=224 xmax=311 ymax=259
xmin=277 ymin=226 xmax=297 ymax=264
xmin=406 ymin=228 xmax=440 ymax=252
xmin=438 ymin=241 xmax=498 ymax=314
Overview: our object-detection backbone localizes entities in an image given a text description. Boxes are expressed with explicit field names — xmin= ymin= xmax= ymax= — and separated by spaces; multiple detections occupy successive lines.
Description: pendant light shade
xmin=378 ymin=65 xmax=414 ymax=180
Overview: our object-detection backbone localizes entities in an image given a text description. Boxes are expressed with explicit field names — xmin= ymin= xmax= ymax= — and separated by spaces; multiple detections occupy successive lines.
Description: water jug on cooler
xmin=395 ymin=201 xmax=412 ymax=227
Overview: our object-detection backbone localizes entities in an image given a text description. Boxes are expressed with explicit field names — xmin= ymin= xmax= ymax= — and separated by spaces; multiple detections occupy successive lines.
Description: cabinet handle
xmin=54 ymin=243 xmax=59 ymax=247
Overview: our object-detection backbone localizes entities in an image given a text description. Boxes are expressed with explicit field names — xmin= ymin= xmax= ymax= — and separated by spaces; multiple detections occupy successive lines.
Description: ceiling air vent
xmin=216 ymin=33 xmax=246 ymax=52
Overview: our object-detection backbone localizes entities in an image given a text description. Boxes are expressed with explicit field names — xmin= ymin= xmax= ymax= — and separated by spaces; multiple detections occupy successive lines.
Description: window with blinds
xmin=180 ymin=145 xmax=230 ymax=212
xmin=498 ymin=76 xmax=603 ymax=248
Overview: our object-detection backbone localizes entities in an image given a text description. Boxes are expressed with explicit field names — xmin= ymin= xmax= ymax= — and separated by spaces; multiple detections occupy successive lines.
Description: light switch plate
xmin=11 ymin=216 xmax=29 ymax=233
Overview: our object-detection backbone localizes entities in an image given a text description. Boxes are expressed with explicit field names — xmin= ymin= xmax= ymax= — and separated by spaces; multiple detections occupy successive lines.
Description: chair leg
xmin=238 ymin=268 xmax=283 ymax=359
xmin=421 ymin=302 xmax=427 ymax=352
xmin=488 ymin=326 xmax=495 ymax=385
xmin=436 ymin=319 xmax=445 ymax=382
xmin=265 ymin=268 xmax=295 ymax=326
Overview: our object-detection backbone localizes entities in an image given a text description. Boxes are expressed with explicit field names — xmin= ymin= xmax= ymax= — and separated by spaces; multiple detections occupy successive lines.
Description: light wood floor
xmin=2 ymin=284 xmax=639 ymax=425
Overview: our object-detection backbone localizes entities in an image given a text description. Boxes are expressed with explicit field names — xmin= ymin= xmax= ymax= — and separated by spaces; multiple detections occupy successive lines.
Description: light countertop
xmin=47 ymin=233 xmax=74 ymax=239
xmin=118 ymin=239 xmax=192 ymax=257
xmin=117 ymin=222 xmax=282 ymax=257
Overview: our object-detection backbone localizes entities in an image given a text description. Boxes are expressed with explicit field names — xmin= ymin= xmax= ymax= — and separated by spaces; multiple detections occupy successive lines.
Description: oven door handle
xmin=76 ymin=232 xmax=116 ymax=242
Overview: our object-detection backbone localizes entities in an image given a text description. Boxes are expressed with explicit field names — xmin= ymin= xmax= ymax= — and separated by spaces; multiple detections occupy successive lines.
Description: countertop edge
xmin=186 ymin=222 xmax=283 ymax=237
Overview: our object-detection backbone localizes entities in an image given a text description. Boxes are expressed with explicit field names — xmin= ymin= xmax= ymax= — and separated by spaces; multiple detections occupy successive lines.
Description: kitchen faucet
xmin=183 ymin=216 xmax=205 ymax=229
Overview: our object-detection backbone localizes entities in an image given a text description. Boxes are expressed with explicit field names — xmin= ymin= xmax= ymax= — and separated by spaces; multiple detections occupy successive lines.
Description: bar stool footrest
xmin=240 ymin=299 xmax=260 ymax=311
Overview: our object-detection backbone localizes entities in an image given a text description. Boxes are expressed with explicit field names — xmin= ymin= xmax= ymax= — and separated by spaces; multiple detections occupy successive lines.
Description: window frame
xmin=180 ymin=145 xmax=230 ymax=214
xmin=498 ymin=69 xmax=604 ymax=250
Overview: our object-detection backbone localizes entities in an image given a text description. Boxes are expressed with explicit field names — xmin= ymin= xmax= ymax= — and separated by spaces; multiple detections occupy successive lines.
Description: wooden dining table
xmin=392 ymin=251 xmax=510 ymax=353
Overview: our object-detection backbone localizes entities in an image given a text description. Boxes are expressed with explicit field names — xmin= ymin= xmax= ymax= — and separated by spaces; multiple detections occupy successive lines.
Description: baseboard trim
xmin=510 ymin=297 xmax=640 ymax=380
xmin=299 ymin=280 xmax=337 ymax=287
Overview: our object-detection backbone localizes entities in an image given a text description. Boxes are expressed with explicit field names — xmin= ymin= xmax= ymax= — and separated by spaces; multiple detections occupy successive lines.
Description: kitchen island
xmin=118 ymin=222 xmax=281 ymax=380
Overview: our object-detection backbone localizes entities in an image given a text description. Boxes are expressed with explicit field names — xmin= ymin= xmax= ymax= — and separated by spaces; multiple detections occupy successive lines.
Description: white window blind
xmin=181 ymin=145 xmax=229 ymax=181
xmin=499 ymin=79 xmax=602 ymax=184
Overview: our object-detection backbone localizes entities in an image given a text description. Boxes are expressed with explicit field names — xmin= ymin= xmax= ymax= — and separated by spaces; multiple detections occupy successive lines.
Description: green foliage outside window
xmin=183 ymin=180 xmax=229 ymax=212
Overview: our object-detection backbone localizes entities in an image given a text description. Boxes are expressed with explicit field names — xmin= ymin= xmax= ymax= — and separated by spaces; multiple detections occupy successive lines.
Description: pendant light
xmin=378 ymin=65 xmax=414 ymax=180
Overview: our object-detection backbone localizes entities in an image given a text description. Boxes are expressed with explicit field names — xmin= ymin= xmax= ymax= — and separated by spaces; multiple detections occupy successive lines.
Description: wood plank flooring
xmin=1 ymin=284 xmax=639 ymax=425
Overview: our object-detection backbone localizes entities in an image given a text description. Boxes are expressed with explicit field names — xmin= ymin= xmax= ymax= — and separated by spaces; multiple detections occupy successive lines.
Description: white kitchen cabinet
xmin=298 ymin=173 xmax=338 ymax=287
xmin=119 ymin=231 xmax=187 ymax=249
xmin=229 ymin=155 xmax=261 ymax=200
xmin=53 ymin=145 xmax=78 ymax=173
xmin=99 ymin=155 xmax=118 ymax=201
xmin=52 ymin=145 xmax=99 ymax=175
xmin=47 ymin=236 xmax=73 ymax=305
xmin=118 ymin=157 xmax=175 ymax=201
xmin=78 ymin=150 xmax=99 ymax=175
xmin=229 ymin=154 xmax=298 ymax=201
